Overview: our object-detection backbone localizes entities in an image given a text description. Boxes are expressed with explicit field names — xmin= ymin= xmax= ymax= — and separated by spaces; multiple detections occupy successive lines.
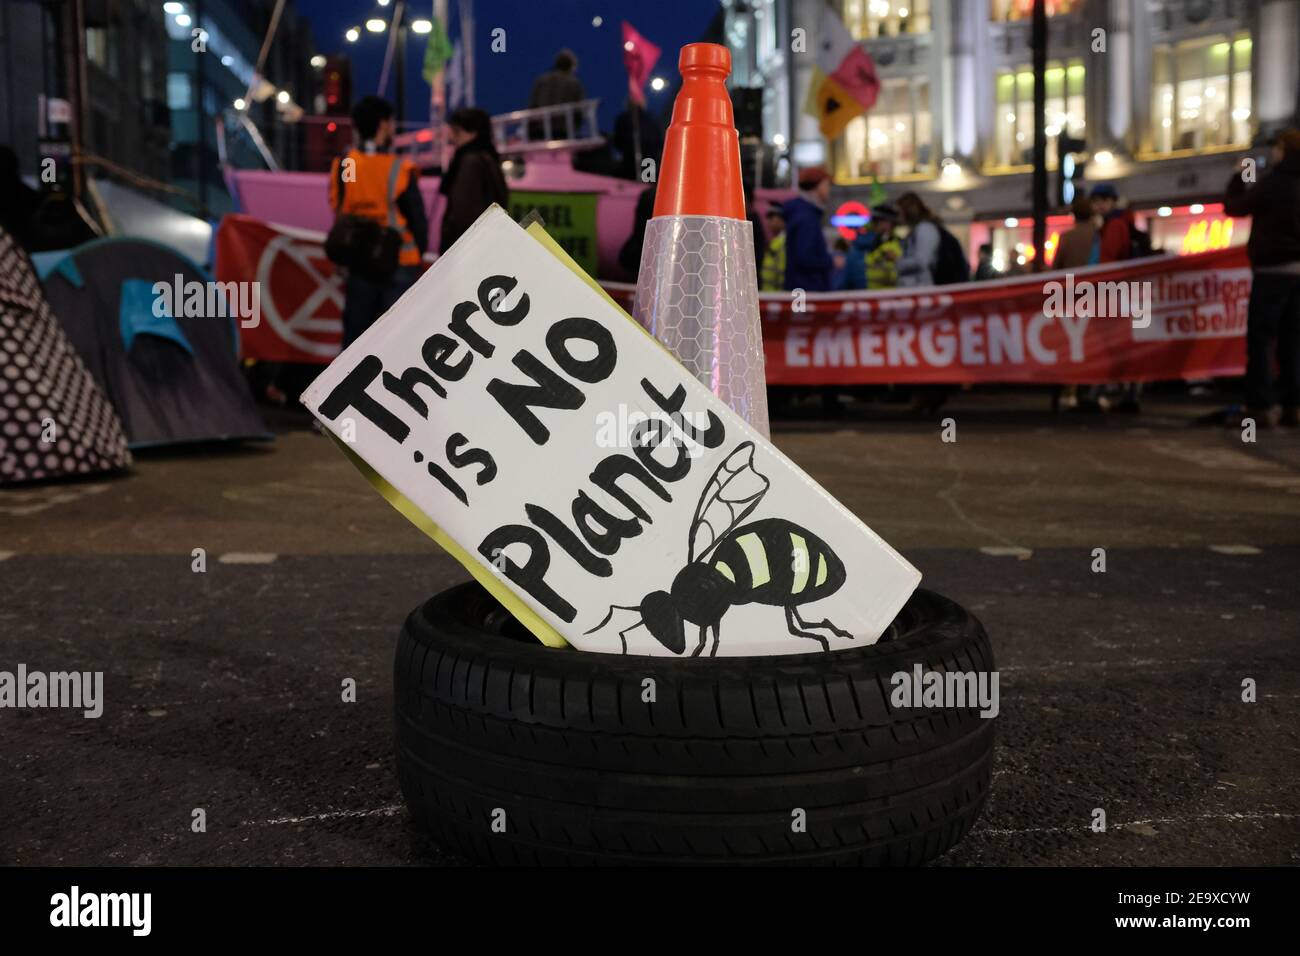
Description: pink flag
xmin=831 ymin=46 xmax=880 ymax=112
xmin=622 ymin=21 xmax=661 ymax=107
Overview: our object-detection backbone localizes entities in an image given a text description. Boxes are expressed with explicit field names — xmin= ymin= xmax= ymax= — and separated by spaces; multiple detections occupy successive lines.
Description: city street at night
xmin=2 ymin=0 xmax=1299 ymax=933
xmin=4 ymin=393 xmax=1298 ymax=866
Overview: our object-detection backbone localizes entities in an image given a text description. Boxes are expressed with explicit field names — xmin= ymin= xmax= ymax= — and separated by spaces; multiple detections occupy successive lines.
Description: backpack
xmin=324 ymin=152 xmax=402 ymax=281
xmin=932 ymin=225 xmax=971 ymax=285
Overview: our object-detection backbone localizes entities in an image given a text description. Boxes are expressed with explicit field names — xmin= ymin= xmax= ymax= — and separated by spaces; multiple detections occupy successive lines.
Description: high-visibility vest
xmin=760 ymin=232 xmax=787 ymax=291
xmin=866 ymin=236 xmax=902 ymax=290
xmin=329 ymin=148 xmax=422 ymax=267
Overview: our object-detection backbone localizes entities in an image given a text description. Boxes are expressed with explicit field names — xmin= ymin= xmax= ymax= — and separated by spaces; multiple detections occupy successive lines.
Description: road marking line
xmin=980 ymin=811 xmax=1298 ymax=837
xmin=0 ymin=483 xmax=110 ymax=517
xmin=243 ymin=804 xmax=402 ymax=827
xmin=979 ymin=546 xmax=1033 ymax=559
xmin=1209 ymin=545 xmax=1262 ymax=555
xmin=218 ymin=552 xmax=279 ymax=564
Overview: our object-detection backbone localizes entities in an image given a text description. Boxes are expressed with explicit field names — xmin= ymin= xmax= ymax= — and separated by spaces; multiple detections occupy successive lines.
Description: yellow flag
xmin=812 ymin=71 xmax=863 ymax=140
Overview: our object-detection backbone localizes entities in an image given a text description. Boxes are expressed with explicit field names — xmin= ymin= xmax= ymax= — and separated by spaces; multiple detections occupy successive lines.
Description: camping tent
xmin=41 ymin=237 xmax=269 ymax=448
xmin=0 ymin=226 xmax=131 ymax=484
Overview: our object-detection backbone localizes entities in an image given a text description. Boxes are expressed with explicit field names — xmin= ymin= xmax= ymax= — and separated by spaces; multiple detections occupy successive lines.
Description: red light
xmin=832 ymin=200 xmax=870 ymax=241
xmin=416 ymin=129 xmax=433 ymax=142
xmin=327 ymin=122 xmax=337 ymax=133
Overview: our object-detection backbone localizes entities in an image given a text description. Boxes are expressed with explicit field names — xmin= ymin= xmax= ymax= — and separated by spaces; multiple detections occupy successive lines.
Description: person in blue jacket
xmin=782 ymin=166 xmax=834 ymax=291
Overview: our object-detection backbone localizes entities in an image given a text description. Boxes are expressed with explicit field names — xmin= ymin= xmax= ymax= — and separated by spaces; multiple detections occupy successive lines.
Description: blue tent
xmin=41 ymin=237 xmax=269 ymax=449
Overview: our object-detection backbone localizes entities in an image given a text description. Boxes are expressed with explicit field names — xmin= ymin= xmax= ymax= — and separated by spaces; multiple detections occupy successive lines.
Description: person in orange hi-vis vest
xmin=328 ymin=96 xmax=428 ymax=347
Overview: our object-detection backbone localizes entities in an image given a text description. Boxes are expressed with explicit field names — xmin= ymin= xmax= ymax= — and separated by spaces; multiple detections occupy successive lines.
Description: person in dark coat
xmin=612 ymin=101 xmax=664 ymax=181
xmin=528 ymin=49 xmax=586 ymax=140
xmin=438 ymin=107 xmax=509 ymax=254
xmin=1225 ymin=128 xmax=1300 ymax=426
xmin=782 ymin=166 xmax=834 ymax=292
xmin=619 ymin=184 xmax=657 ymax=279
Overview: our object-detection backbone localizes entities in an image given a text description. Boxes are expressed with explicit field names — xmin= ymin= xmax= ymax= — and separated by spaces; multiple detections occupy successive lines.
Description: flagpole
xmin=1031 ymin=0 xmax=1048 ymax=273
xmin=632 ymin=100 xmax=643 ymax=178
xmin=460 ymin=0 xmax=475 ymax=106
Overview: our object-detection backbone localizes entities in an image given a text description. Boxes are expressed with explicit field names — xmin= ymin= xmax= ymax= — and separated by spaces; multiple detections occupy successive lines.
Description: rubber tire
xmin=394 ymin=582 xmax=995 ymax=865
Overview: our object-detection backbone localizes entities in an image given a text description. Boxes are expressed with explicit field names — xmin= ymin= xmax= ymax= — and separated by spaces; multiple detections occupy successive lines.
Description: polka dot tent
xmin=0 ymin=227 xmax=131 ymax=484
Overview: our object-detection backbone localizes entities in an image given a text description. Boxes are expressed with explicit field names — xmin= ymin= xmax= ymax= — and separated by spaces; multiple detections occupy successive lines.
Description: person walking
xmin=759 ymin=207 xmax=786 ymax=291
xmin=895 ymin=192 xmax=941 ymax=287
xmin=438 ymin=107 xmax=509 ymax=254
xmin=1090 ymin=183 xmax=1134 ymax=262
xmin=782 ymin=166 xmax=834 ymax=291
xmin=1053 ymin=195 xmax=1098 ymax=270
xmin=328 ymin=96 xmax=428 ymax=348
xmin=1224 ymin=128 xmax=1300 ymax=427
xmin=973 ymin=243 xmax=1001 ymax=280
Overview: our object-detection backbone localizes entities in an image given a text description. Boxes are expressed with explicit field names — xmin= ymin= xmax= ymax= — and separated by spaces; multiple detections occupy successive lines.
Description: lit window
xmin=839 ymin=0 xmax=931 ymax=39
xmin=167 ymin=72 xmax=193 ymax=111
xmin=835 ymin=76 xmax=931 ymax=178
xmin=1150 ymin=34 xmax=1251 ymax=153
xmin=991 ymin=0 xmax=1076 ymax=21
xmin=85 ymin=26 xmax=118 ymax=77
xmin=992 ymin=61 xmax=1085 ymax=168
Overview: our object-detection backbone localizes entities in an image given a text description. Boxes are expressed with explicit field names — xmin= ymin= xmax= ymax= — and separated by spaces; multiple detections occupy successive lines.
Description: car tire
xmin=394 ymin=581 xmax=995 ymax=865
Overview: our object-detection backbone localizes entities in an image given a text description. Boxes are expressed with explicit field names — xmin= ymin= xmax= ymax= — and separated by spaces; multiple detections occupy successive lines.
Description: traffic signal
xmin=1057 ymin=131 xmax=1086 ymax=207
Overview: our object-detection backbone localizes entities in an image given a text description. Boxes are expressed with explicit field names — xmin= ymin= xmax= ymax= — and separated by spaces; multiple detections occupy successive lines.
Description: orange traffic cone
xmin=633 ymin=42 xmax=769 ymax=437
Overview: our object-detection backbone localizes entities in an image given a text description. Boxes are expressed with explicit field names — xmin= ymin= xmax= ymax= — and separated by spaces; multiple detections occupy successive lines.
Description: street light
xmin=650 ymin=77 xmax=666 ymax=92
xmin=366 ymin=18 xmax=386 ymax=32
xmin=175 ymin=13 xmax=191 ymax=26
xmin=345 ymin=27 xmax=360 ymax=42
xmin=412 ymin=19 xmax=432 ymax=34
xmin=276 ymin=90 xmax=290 ymax=104
xmin=233 ymin=97 xmax=246 ymax=110
xmin=163 ymin=2 xmax=183 ymax=13
xmin=311 ymin=55 xmax=326 ymax=68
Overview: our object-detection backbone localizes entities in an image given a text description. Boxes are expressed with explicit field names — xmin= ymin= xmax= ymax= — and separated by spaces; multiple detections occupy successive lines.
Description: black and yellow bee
xmin=586 ymin=442 xmax=853 ymax=656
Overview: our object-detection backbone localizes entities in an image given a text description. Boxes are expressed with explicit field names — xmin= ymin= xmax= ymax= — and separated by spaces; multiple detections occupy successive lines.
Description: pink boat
xmin=218 ymin=100 xmax=789 ymax=281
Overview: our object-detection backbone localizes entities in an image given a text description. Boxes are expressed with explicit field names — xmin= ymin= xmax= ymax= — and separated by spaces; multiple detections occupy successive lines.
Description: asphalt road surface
xmin=3 ymin=392 xmax=1298 ymax=865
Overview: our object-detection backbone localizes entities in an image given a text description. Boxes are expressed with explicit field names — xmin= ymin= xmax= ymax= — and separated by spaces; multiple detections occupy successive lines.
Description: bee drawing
xmin=585 ymin=441 xmax=853 ymax=656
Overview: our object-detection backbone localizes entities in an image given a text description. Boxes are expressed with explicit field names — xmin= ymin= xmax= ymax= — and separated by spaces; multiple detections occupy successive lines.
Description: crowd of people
xmin=2 ymin=44 xmax=1295 ymax=428
xmin=756 ymin=169 xmax=1164 ymax=297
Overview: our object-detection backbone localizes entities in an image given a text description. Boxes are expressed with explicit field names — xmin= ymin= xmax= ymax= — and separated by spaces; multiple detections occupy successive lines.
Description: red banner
xmin=217 ymin=214 xmax=1250 ymax=384
xmin=216 ymin=214 xmax=356 ymax=364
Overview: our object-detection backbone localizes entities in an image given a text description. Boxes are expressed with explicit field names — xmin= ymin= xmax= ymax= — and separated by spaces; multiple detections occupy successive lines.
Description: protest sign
xmin=301 ymin=206 xmax=919 ymax=656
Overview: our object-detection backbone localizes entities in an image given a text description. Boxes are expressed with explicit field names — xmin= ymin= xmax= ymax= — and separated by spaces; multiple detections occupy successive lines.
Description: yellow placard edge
xmin=328 ymin=432 xmax=567 ymax=648
xmin=323 ymin=217 xmax=661 ymax=650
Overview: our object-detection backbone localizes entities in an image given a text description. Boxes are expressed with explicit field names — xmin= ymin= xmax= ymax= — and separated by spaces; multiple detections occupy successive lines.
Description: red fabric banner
xmin=216 ymin=214 xmax=1251 ymax=384
xmin=215 ymin=214 xmax=356 ymax=364
xmin=754 ymin=249 xmax=1250 ymax=384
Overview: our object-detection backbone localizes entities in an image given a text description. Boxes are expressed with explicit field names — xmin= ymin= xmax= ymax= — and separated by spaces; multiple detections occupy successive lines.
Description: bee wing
xmin=688 ymin=442 xmax=770 ymax=562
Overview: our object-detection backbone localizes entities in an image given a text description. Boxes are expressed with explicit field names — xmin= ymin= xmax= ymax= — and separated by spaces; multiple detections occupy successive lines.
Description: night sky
xmin=295 ymin=0 xmax=722 ymax=132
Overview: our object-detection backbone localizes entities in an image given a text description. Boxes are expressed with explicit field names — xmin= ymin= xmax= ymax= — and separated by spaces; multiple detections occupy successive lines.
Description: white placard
xmin=302 ymin=207 xmax=919 ymax=656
